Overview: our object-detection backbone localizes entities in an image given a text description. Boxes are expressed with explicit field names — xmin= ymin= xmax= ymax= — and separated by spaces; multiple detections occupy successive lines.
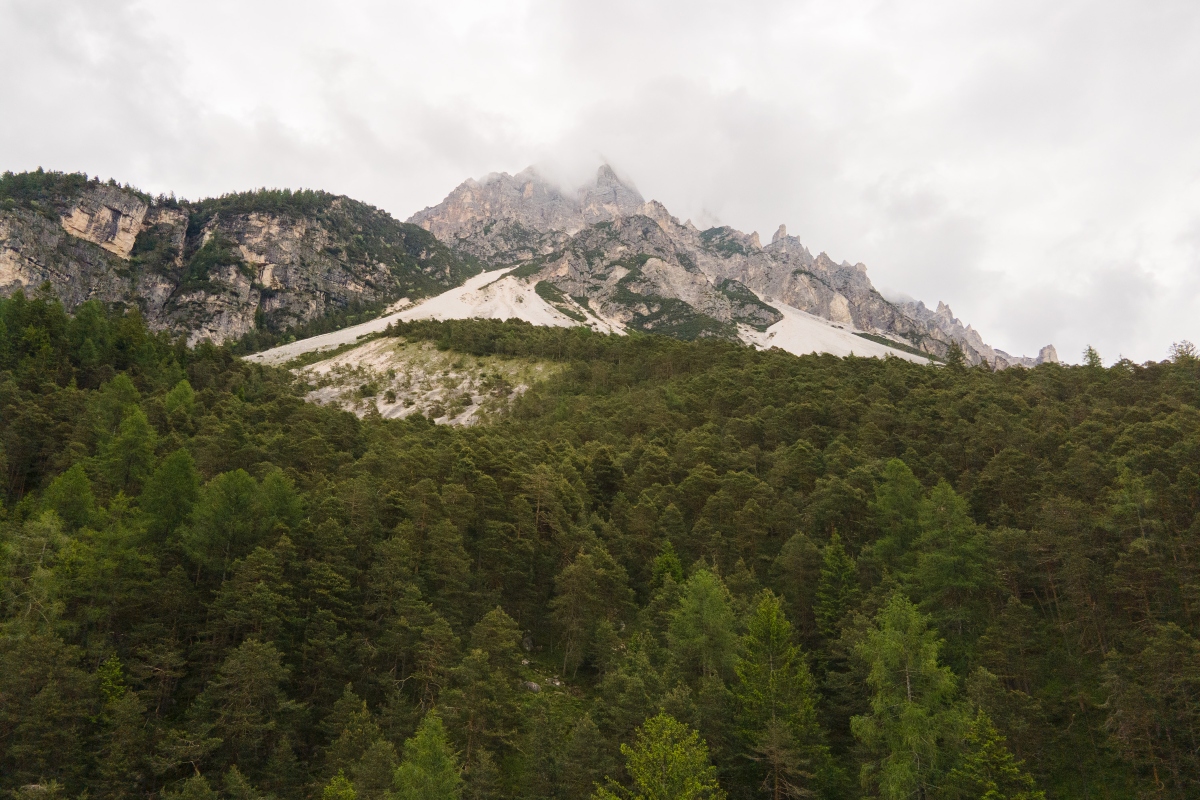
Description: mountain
xmin=1 ymin=166 xmax=1056 ymax=366
xmin=0 ymin=170 xmax=476 ymax=344
xmin=410 ymin=165 xmax=1057 ymax=367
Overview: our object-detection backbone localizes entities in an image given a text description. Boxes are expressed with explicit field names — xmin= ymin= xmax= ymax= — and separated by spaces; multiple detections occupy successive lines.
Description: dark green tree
xmin=946 ymin=710 xmax=1044 ymax=800
xmin=814 ymin=533 xmax=858 ymax=639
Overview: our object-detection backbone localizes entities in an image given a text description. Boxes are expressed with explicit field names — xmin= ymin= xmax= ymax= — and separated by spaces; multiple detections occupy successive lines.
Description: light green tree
xmin=668 ymin=570 xmax=737 ymax=681
xmin=322 ymin=771 xmax=357 ymax=800
xmin=851 ymin=592 xmax=961 ymax=800
xmin=393 ymin=710 xmax=462 ymax=800
xmin=594 ymin=713 xmax=725 ymax=800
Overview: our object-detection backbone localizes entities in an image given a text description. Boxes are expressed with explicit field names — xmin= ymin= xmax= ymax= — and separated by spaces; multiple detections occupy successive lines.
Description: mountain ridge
xmin=0 ymin=166 xmax=1056 ymax=366
xmin=0 ymin=169 xmax=477 ymax=345
xmin=408 ymin=164 xmax=1057 ymax=367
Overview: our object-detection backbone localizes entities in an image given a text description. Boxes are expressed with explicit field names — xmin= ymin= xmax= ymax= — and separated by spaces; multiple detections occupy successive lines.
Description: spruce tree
xmin=814 ymin=534 xmax=858 ymax=639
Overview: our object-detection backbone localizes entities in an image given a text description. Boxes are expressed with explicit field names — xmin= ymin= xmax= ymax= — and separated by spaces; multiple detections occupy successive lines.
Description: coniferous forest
xmin=2 ymin=291 xmax=1200 ymax=800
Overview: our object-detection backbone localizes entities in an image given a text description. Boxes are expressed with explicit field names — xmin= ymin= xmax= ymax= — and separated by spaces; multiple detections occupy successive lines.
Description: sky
xmin=2 ymin=0 xmax=1198 ymax=363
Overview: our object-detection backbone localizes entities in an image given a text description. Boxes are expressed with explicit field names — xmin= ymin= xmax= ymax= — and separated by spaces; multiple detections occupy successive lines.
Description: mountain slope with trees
xmin=1 ymin=291 xmax=1198 ymax=799
xmin=0 ymin=169 xmax=476 ymax=348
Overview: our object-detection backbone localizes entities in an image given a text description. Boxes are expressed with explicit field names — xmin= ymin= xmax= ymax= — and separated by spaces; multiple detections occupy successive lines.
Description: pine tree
xmin=223 ymin=766 xmax=267 ymax=800
xmin=163 ymin=775 xmax=218 ymax=800
xmin=562 ymin=713 xmax=610 ymax=799
xmin=351 ymin=740 xmax=399 ymax=800
xmin=947 ymin=710 xmax=1044 ymax=800
xmin=441 ymin=607 xmax=523 ymax=761
xmin=462 ymin=748 xmax=500 ymax=800
xmin=140 ymin=448 xmax=199 ymax=539
xmin=945 ymin=341 xmax=966 ymax=370
xmin=669 ymin=570 xmax=737 ymax=682
xmin=100 ymin=406 xmax=157 ymax=493
xmin=182 ymin=469 xmax=262 ymax=583
xmin=325 ymin=686 xmax=383 ymax=773
xmin=200 ymin=638 xmax=294 ymax=767
xmin=868 ymin=459 xmax=923 ymax=564
xmin=551 ymin=546 xmax=634 ymax=675
xmin=906 ymin=481 xmax=993 ymax=669
xmin=42 ymin=464 xmax=96 ymax=530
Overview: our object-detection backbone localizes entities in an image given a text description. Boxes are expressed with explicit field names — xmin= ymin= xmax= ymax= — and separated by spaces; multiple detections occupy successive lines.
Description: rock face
xmin=59 ymin=183 xmax=150 ymax=257
xmin=0 ymin=172 xmax=475 ymax=344
xmin=1 ymin=165 xmax=1054 ymax=364
xmin=408 ymin=165 xmax=647 ymax=267
xmin=409 ymin=165 xmax=1054 ymax=364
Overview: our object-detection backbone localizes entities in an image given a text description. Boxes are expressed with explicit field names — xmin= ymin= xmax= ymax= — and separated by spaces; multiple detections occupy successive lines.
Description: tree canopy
xmin=2 ymin=294 xmax=1199 ymax=798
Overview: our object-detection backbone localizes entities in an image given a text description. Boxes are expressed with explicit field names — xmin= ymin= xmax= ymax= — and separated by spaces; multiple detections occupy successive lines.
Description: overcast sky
xmin=3 ymin=0 xmax=1198 ymax=363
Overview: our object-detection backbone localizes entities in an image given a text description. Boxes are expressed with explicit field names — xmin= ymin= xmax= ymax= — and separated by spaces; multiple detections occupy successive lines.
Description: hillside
xmin=0 ymin=170 xmax=477 ymax=346
xmin=2 ymin=293 xmax=1198 ymax=799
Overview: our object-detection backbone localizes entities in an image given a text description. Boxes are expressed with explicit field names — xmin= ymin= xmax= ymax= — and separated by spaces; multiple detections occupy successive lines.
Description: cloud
xmin=2 ymin=0 xmax=1198 ymax=362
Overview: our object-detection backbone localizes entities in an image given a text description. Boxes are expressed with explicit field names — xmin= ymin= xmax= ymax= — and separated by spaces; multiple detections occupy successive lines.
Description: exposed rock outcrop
xmin=2 ymin=165 xmax=1055 ymax=364
xmin=0 ymin=172 xmax=475 ymax=345
xmin=410 ymin=164 xmax=1055 ymax=365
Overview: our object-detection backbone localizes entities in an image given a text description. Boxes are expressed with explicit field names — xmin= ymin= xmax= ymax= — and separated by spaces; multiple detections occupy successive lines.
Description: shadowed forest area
xmin=2 ymin=293 xmax=1199 ymax=800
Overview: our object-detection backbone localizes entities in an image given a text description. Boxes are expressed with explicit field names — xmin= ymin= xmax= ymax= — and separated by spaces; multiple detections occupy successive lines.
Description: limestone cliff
xmin=408 ymin=165 xmax=646 ymax=267
xmin=410 ymin=165 xmax=1054 ymax=365
xmin=0 ymin=170 xmax=475 ymax=345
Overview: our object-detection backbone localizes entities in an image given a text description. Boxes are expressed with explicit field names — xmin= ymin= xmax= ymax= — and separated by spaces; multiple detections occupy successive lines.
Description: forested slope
xmin=1 ymin=292 xmax=1198 ymax=800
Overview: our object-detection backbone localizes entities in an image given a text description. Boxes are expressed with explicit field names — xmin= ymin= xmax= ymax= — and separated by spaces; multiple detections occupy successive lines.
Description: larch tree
xmin=733 ymin=592 xmax=826 ymax=799
xmin=851 ymin=592 xmax=962 ymax=800
xmin=594 ymin=713 xmax=725 ymax=800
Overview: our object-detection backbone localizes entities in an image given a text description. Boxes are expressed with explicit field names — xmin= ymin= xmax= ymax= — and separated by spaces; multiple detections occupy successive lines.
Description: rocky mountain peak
xmin=409 ymin=163 xmax=644 ymax=243
xmin=1037 ymin=345 xmax=1059 ymax=364
xmin=406 ymin=172 xmax=1057 ymax=368
xmin=580 ymin=165 xmax=644 ymax=224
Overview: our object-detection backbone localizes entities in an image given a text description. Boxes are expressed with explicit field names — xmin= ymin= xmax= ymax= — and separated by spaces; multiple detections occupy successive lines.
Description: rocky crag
xmin=2 ymin=166 xmax=1056 ymax=366
xmin=1 ymin=170 xmax=475 ymax=344
xmin=410 ymin=166 xmax=1057 ymax=366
